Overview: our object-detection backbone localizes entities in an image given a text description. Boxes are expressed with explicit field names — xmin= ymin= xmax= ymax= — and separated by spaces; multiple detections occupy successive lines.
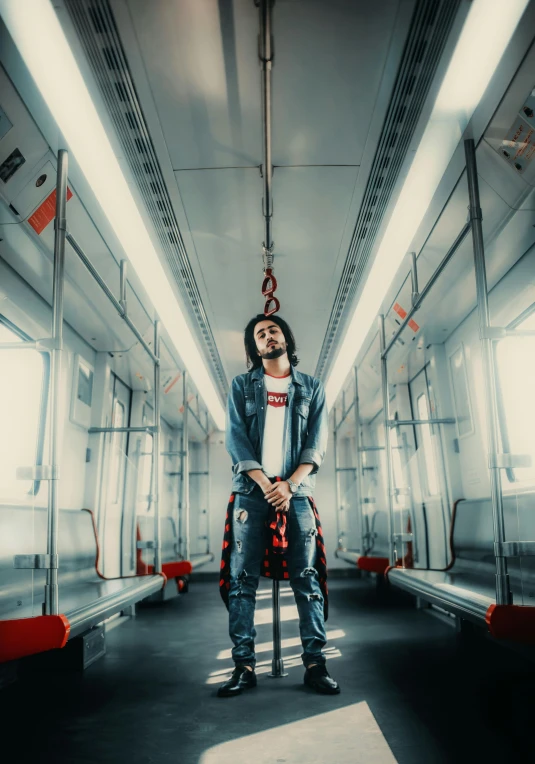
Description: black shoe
xmin=304 ymin=664 xmax=340 ymax=695
xmin=217 ymin=665 xmax=257 ymax=697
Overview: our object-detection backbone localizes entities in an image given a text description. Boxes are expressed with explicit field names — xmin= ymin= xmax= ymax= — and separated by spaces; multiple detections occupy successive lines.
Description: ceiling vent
xmin=65 ymin=0 xmax=228 ymax=399
xmin=315 ymin=0 xmax=460 ymax=381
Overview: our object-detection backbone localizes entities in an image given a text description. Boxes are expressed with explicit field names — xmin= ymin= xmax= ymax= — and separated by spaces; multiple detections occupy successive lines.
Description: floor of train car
xmin=1 ymin=576 xmax=533 ymax=764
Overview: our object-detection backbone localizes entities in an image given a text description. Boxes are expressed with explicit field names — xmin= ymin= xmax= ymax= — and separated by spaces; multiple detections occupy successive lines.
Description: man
xmin=217 ymin=313 xmax=340 ymax=697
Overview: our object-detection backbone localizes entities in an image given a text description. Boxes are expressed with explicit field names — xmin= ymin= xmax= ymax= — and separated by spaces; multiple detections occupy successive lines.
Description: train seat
xmin=387 ymin=491 xmax=535 ymax=640
xmin=136 ymin=515 xmax=213 ymax=599
xmin=136 ymin=515 xmax=192 ymax=598
xmin=0 ymin=506 xmax=164 ymax=663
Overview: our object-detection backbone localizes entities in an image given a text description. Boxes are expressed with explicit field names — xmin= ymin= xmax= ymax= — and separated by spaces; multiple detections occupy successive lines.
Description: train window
xmin=448 ymin=344 xmax=474 ymax=438
xmin=495 ymin=312 xmax=535 ymax=486
xmin=416 ymin=393 xmax=439 ymax=496
xmin=110 ymin=399 xmax=126 ymax=504
xmin=390 ymin=428 xmax=406 ymax=504
xmin=0 ymin=317 xmax=48 ymax=501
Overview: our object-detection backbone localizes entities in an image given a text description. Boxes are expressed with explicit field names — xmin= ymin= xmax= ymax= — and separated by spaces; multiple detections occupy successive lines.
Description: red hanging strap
xmin=261 ymin=267 xmax=280 ymax=316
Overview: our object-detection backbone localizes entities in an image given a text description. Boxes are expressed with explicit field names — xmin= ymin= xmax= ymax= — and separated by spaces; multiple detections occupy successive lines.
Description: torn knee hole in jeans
xmin=307 ymin=593 xmax=322 ymax=602
xmin=236 ymin=539 xmax=243 ymax=552
xmin=235 ymin=569 xmax=247 ymax=595
xmin=305 ymin=528 xmax=317 ymax=542
xmin=236 ymin=509 xmax=248 ymax=524
xmin=300 ymin=567 xmax=317 ymax=578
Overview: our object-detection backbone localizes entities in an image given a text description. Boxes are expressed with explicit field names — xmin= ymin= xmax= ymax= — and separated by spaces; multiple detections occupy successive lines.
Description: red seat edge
xmin=357 ymin=556 xmax=390 ymax=574
xmin=0 ymin=614 xmax=71 ymax=664
xmin=486 ymin=604 xmax=535 ymax=642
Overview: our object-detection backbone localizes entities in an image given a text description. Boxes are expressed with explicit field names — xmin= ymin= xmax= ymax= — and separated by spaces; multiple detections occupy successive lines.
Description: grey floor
xmin=1 ymin=575 xmax=533 ymax=763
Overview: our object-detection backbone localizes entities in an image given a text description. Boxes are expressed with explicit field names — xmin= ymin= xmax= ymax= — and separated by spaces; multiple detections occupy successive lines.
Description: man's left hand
xmin=264 ymin=481 xmax=292 ymax=509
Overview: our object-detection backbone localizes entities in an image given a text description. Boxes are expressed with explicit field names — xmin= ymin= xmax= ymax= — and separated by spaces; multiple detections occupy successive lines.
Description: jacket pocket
xmin=245 ymin=397 xmax=256 ymax=417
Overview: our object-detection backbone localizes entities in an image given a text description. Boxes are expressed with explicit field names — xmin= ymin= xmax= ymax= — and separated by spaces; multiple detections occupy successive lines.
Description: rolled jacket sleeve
xmin=299 ymin=379 xmax=328 ymax=474
xmin=226 ymin=376 xmax=263 ymax=475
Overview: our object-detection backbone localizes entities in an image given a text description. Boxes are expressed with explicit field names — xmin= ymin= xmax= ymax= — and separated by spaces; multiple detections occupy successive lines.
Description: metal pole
xmin=153 ymin=320 xmax=162 ymax=574
xmin=259 ymin=0 xmax=273 ymax=252
xmin=464 ymin=139 xmax=511 ymax=605
xmin=333 ymin=408 xmax=343 ymax=549
xmin=205 ymin=410 xmax=211 ymax=555
xmin=269 ymin=579 xmax=288 ymax=678
xmin=45 ymin=149 xmax=68 ymax=615
xmin=379 ymin=315 xmax=396 ymax=566
xmin=182 ymin=371 xmax=190 ymax=561
xmin=353 ymin=367 xmax=363 ymax=554
xmin=410 ymin=252 xmax=419 ymax=307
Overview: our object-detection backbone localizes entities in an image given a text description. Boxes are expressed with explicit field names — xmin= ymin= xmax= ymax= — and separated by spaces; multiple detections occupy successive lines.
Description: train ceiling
xmin=63 ymin=0 xmax=460 ymax=389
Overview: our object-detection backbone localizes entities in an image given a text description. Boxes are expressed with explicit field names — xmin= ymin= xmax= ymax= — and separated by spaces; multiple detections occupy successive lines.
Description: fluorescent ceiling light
xmin=0 ymin=0 xmax=226 ymax=430
xmin=325 ymin=0 xmax=530 ymax=410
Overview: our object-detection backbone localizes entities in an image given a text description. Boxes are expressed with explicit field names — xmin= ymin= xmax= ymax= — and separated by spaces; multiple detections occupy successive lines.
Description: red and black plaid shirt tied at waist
xmin=219 ymin=492 xmax=329 ymax=621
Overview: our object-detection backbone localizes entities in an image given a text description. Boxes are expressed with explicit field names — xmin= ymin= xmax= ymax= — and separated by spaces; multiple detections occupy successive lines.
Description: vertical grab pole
xmin=269 ymin=579 xmax=288 ymax=678
xmin=353 ymin=366 xmax=363 ymax=554
xmin=45 ymin=149 xmax=68 ymax=616
xmin=153 ymin=320 xmax=162 ymax=574
xmin=379 ymin=315 xmax=396 ymax=567
xmin=333 ymin=407 xmax=342 ymax=549
xmin=182 ymin=371 xmax=190 ymax=561
xmin=205 ymin=410 xmax=211 ymax=555
xmin=464 ymin=139 xmax=511 ymax=605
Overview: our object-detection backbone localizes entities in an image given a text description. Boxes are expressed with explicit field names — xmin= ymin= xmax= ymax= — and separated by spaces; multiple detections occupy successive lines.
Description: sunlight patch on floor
xmin=254 ymin=603 xmax=299 ymax=625
xmin=215 ymin=629 xmax=346 ymax=659
xmin=198 ymin=702 xmax=398 ymax=763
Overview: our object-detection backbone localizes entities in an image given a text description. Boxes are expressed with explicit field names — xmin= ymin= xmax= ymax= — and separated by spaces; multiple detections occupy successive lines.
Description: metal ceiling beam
xmin=258 ymin=0 xmax=274 ymax=259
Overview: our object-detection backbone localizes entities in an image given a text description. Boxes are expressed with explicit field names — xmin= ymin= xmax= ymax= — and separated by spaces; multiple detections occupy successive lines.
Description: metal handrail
xmin=66 ymin=231 xmax=158 ymax=365
xmin=381 ymin=222 xmax=471 ymax=359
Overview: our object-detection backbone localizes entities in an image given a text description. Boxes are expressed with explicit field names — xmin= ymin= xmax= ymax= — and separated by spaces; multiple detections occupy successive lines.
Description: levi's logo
xmin=267 ymin=392 xmax=288 ymax=408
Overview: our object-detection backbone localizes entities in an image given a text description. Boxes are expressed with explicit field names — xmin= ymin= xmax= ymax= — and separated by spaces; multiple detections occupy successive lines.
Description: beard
xmin=260 ymin=342 xmax=287 ymax=360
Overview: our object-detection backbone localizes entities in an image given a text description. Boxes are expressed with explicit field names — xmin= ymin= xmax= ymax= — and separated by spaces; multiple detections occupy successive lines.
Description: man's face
xmin=254 ymin=320 xmax=287 ymax=361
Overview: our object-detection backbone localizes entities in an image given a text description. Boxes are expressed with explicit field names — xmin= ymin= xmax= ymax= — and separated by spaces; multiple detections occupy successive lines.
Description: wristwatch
xmin=287 ymin=478 xmax=299 ymax=494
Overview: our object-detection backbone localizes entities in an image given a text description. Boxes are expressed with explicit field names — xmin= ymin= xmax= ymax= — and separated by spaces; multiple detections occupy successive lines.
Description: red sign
xmin=408 ymin=319 xmax=420 ymax=332
xmin=28 ymin=187 xmax=73 ymax=235
xmin=393 ymin=302 xmax=407 ymax=320
xmin=267 ymin=392 xmax=287 ymax=408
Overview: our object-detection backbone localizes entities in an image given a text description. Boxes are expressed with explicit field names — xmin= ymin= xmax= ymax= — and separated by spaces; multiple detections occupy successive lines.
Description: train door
xmin=99 ymin=374 xmax=132 ymax=577
xmin=361 ymin=410 xmax=389 ymax=558
xmin=409 ymin=366 xmax=449 ymax=569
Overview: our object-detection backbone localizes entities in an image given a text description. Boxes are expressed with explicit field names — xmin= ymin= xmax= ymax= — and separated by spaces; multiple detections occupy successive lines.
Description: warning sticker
xmin=393 ymin=302 xmax=407 ymax=320
xmin=28 ymin=186 xmax=73 ymax=235
xmin=408 ymin=319 xmax=420 ymax=333
xmin=497 ymin=89 xmax=535 ymax=174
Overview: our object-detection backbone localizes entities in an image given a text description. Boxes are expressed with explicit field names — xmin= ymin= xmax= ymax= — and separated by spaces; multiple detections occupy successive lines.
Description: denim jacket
xmin=225 ymin=365 xmax=329 ymax=496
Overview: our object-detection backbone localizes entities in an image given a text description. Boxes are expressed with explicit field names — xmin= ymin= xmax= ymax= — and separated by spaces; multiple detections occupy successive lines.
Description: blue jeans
xmin=228 ymin=486 xmax=327 ymax=668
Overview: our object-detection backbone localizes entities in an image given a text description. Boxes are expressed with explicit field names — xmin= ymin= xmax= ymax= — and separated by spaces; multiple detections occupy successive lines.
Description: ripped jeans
xmin=228 ymin=486 xmax=327 ymax=668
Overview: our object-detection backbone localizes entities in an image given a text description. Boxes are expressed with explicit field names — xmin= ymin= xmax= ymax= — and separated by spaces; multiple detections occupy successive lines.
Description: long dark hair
xmin=244 ymin=314 xmax=299 ymax=370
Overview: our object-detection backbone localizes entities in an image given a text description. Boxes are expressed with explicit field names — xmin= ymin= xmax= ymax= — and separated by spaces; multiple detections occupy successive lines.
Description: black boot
xmin=217 ymin=666 xmax=257 ymax=697
xmin=304 ymin=664 xmax=340 ymax=695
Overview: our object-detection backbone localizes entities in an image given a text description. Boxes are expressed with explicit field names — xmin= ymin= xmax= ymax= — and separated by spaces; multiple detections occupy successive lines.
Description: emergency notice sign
xmin=28 ymin=186 xmax=73 ymax=235
xmin=498 ymin=88 xmax=535 ymax=174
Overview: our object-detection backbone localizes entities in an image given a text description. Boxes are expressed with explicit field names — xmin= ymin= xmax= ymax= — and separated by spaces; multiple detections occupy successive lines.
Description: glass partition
xmin=0 ymin=321 xmax=49 ymax=619
xmin=495 ymin=307 xmax=535 ymax=604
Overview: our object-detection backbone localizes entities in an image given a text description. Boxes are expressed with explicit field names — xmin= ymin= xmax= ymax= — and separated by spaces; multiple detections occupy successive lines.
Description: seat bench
xmin=137 ymin=515 xmax=193 ymax=599
xmin=0 ymin=506 xmax=164 ymax=663
xmin=386 ymin=492 xmax=535 ymax=641
xmin=335 ymin=548 xmax=390 ymax=574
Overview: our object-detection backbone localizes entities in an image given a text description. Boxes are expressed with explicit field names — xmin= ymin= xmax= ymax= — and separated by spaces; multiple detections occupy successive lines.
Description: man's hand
xmin=264 ymin=481 xmax=292 ymax=511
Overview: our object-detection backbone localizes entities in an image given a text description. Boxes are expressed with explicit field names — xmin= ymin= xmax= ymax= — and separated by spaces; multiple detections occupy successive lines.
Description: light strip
xmin=0 ymin=0 xmax=226 ymax=430
xmin=325 ymin=0 xmax=530 ymax=410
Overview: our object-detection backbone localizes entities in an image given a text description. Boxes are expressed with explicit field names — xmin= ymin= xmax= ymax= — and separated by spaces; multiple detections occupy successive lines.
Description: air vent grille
xmin=315 ymin=0 xmax=460 ymax=381
xmin=66 ymin=0 xmax=228 ymax=400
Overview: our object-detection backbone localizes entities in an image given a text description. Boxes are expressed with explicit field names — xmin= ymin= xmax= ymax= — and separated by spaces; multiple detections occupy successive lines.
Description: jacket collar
xmin=250 ymin=364 xmax=304 ymax=386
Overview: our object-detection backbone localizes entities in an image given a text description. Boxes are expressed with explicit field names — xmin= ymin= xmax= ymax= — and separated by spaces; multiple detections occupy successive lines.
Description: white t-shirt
xmin=261 ymin=372 xmax=291 ymax=478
